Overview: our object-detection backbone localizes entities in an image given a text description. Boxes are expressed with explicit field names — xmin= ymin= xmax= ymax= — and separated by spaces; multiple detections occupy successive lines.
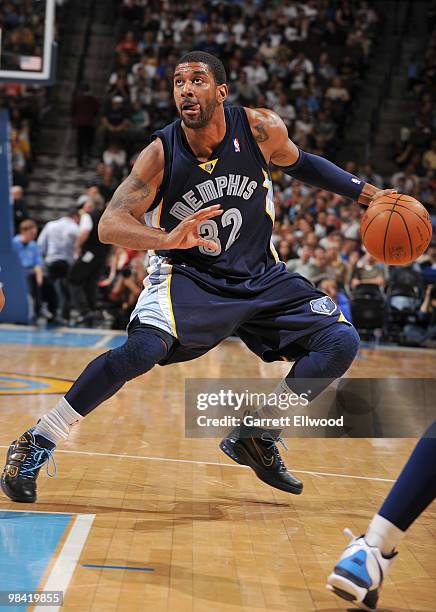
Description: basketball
xmin=360 ymin=194 xmax=433 ymax=265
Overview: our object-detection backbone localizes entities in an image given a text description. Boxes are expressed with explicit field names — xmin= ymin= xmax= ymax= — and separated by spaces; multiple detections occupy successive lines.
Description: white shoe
xmin=326 ymin=529 xmax=396 ymax=611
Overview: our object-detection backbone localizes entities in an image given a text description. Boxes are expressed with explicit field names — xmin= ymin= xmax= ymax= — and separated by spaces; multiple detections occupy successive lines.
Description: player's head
xmin=174 ymin=51 xmax=227 ymax=129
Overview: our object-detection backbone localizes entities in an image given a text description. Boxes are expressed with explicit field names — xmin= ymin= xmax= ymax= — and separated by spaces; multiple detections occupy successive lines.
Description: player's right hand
xmin=162 ymin=205 xmax=223 ymax=251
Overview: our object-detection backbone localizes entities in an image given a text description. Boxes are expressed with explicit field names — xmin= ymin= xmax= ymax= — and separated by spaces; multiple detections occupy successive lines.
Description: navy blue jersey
xmin=145 ymin=106 xmax=283 ymax=292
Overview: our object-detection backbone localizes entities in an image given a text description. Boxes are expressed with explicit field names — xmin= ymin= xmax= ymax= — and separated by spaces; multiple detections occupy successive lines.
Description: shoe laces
xmin=344 ymin=527 xmax=358 ymax=541
xmin=260 ymin=432 xmax=288 ymax=471
xmin=20 ymin=440 xmax=57 ymax=480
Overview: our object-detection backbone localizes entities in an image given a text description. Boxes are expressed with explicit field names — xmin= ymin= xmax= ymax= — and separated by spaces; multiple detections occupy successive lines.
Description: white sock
xmin=254 ymin=379 xmax=294 ymax=421
xmin=365 ymin=513 xmax=405 ymax=556
xmin=33 ymin=397 xmax=83 ymax=446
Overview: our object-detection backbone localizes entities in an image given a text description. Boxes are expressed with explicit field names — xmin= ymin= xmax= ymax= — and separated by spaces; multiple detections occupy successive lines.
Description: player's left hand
xmin=358 ymin=185 xmax=397 ymax=207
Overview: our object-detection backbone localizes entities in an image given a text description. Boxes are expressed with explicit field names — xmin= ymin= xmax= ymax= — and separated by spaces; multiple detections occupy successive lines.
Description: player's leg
xmin=1 ymin=320 xmax=175 ymax=503
xmin=221 ymin=322 xmax=360 ymax=494
xmin=327 ymin=421 xmax=436 ymax=611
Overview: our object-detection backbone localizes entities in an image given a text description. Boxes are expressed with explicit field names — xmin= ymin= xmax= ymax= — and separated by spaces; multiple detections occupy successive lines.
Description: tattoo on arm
xmin=253 ymin=122 xmax=269 ymax=143
xmin=109 ymin=170 xmax=151 ymax=211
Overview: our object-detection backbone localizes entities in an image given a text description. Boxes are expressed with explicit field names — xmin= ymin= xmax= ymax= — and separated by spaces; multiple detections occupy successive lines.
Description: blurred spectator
xmin=325 ymin=77 xmax=350 ymax=103
xmin=351 ymin=252 xmax=386 ymax=290
xmin=103 ymin=143 xmax=127 ymax=179
xmin=418 ymin=283 xmax=436 ymax=334
xmin=93 ymin=163 xmax=118 ymax=201
xmin=420 ymin=243 xmax=436 ymax=285
xmin=422 ymin=138 xmax=436 ymax=171
xmin=12 ymin=219 xmax=43 ymax=320
xmin=130 ymin=100 xmax=150 ymax=134
xmin=106 ymin=253 xmax=147 ymax=328
xmin=277 ymin=239 xmax=295 ymax=264
xmin=340 ymin=205 xmax=361 ymax=240
xmin=286 ymin=244 xmax=314 ymax=274
xmin=402 ymin=284 xmax=436 ymax=347
xmin=289 ymin=245 xmax=335 ymax=284
xmin=359 ymin=164 xmax=383 ymax=189
xmin=10 ymin=127 xmax=30 ymax=186
xmin=69 ymin=195 xmax=109 ymax=325
xmin=71 ymin=84 xmax=100 ymax=168
xmin=101 ymin=97 xmax=131 ymax=147
xmin=325 ymin=246 xmax=349 ymax=287
xmin=319 ymin=278 xmax=352 ymax=322
xmin=11 ymin=185 xmax=29 ymax=232
xmin=391 ymin=164 xmax=420 ymax=193
xmin=116 ymin=31 xmax=138 ymax=56
xmin=274 ymin=93 xmax=296 ymax=128
xmin=37 ymin=208 xmax=80 ymax=322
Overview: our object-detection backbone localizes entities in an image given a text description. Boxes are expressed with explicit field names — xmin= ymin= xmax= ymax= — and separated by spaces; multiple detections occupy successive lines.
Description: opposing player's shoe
xmin=1 ymin=430 xmax=56 ymax=503
xmin=327 ymin=529 xmax=396 ymax=611
xmin=219 ymin=423 xmax=303 ymax=494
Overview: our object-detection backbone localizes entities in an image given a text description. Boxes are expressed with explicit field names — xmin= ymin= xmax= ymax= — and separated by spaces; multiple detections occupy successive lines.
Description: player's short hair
xmin=176 ymin=51 xmax=227 ymax=85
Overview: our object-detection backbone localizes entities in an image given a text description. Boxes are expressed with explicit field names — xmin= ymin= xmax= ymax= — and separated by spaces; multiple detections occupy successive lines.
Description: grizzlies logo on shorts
xmin=309 ymin=296 xmax=338 ymax=316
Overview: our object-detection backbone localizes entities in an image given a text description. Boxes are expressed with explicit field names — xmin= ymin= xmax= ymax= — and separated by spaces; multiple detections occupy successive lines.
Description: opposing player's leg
xmin=221 ymin=322 xmax=360 ymax=494
xmin=327 ymin=421 xmax=436 ymax=611
xmin=1 ymin=320 xmax=175 ymax=502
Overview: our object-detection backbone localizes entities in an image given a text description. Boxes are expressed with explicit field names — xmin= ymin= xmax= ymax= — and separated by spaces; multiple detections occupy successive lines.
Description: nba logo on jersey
xmin=233 ymin=137 xmax=241 ymax=152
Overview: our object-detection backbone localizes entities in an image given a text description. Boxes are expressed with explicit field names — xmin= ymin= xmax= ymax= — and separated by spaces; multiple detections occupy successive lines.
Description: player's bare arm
xmin=99 ymin=138 xmax=222 ymax=251
xmin=245 ymin=107 xmax=395 ymax=206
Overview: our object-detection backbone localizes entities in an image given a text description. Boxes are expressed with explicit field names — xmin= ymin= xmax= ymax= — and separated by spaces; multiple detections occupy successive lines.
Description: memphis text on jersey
xmin=170 ymin=174 xmax=258 ymax=220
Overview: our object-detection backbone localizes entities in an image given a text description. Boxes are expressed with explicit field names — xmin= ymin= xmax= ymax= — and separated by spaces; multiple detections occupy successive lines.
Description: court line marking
xmin=0 ymin=324 xmax=126 ymax=337
xmin=0 ymin=445 xmax=396 ymax=484
xmin=0 ymin=508 xmax=76 ymax=515
xmin=82 ymin=564 xmax=154 ymax=571
xmin=93 ymin=335 xmax=115 ymax=348
xmin=33 ymin=513 xmax=95 ymax=612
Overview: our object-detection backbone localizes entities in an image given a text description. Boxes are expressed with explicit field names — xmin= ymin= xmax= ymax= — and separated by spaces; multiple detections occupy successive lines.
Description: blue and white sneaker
xmin=327 ymin=529 xmax=396 ymax=611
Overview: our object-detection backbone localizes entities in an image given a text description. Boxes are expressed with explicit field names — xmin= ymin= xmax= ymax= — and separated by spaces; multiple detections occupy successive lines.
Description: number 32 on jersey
xmin=198 ymin=207 xmax=242 ymax=256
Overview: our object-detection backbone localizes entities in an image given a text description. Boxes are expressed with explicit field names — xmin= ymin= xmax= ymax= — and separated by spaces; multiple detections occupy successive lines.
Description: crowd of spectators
xmin=90 ymin=0 xmax=379 ymax=178
xmin=0 ymin=0 xmax=46 ymax=71
xmin=391 ymin=2 xmax=436 ymax=212
xmin=5 ymin=0 xmax=436 ymax=345
xmin=12 ymin=189 xmax=147 ymax=327
xmin=0 ymin=0 xmax=67 ymax=187
xmin=1 ymin=81 xmax=43 ymax=189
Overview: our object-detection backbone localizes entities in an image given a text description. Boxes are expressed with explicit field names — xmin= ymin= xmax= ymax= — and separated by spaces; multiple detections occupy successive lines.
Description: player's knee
xmin=104 ymin=330 xmax=169 ymax=382
xmin=324 ymin=324 xmax=360 ymax=377
xmin=312 ymin=323 xmax=360 ymax=379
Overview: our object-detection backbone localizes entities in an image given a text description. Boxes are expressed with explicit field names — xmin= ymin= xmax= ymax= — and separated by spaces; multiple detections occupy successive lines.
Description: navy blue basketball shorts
xmin=129 ymin=258 xmax=351 ymax=365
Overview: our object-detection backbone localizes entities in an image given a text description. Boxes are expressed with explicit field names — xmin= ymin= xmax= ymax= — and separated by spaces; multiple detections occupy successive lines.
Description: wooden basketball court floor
xmin=0 ymin=327 xmax=434 ymax=612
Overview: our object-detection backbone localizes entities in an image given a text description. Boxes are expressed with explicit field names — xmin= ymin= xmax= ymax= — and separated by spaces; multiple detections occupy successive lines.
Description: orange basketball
xmin=360 ymin=194 xmax=432 ymax=265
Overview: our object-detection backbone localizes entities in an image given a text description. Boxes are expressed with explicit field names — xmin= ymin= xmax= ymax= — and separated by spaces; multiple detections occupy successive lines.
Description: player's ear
xmin=216 ymin=83 xmax=228 ymax=103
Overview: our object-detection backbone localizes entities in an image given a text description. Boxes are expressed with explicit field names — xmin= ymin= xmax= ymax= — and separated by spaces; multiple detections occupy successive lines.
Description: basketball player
xmin=327 ymin=421 xmax=436 ymax=610
xmin=1 ymin=52 xmax=395 ymax=503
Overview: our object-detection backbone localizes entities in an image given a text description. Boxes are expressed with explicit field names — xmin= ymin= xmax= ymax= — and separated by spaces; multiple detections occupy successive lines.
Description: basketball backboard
xmin=0 ymin=0 xmax=56 ymax=83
